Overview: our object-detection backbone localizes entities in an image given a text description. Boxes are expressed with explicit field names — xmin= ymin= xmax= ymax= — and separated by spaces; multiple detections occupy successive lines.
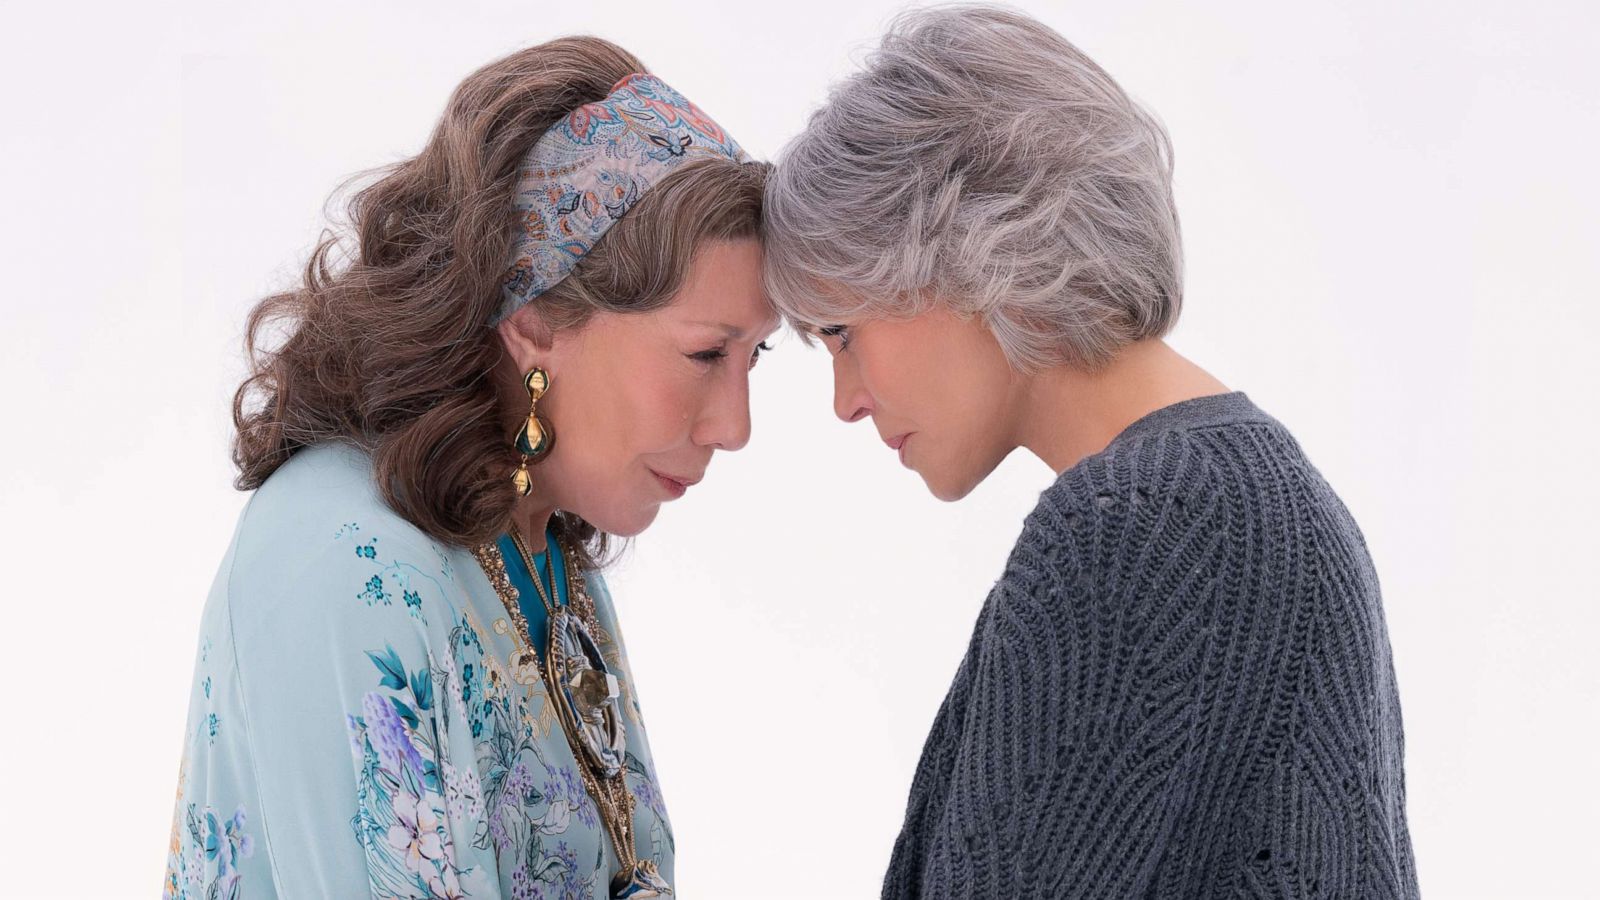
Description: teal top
xmin=163 ymin=442 xmax=674 ymax=899
xmin=494 ymin=529 xmax=568 ymax=660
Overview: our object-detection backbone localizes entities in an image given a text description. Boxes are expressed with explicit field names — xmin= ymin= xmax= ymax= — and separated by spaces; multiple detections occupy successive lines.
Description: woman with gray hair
xmin=764 ymin=5 xmax=1419 ymax=898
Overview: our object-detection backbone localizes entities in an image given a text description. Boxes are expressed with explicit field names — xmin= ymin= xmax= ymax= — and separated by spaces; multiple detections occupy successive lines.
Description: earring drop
xmin=513 ymin=367 xmax=553 ymax=496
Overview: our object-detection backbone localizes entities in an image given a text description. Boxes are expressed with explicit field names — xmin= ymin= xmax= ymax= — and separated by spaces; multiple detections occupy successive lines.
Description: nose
xmin=832 ymin=352 xmax=873 ymax=424
xmin=694 ymin=367 xmax=754 ymax=452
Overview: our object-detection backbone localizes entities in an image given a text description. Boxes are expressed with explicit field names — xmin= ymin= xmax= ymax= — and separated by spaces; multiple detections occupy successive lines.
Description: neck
xmin=511 ymin=498 xmax=557 ymax=543
xmin=1015 ymin=338 xmax=1231 ymax=475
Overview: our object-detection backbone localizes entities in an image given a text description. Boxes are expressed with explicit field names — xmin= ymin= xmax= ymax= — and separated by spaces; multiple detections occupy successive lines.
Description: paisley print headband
xmin=493 ymin=72 xmax=751 ymax=324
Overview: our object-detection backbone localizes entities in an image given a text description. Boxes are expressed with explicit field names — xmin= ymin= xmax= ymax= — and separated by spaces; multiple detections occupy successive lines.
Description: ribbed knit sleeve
xmin=882 ymin=400 xmax=1419 ymax=899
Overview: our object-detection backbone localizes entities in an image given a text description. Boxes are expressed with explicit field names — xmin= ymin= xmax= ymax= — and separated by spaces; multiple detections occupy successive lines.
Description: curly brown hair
xmin=231 ymin=36 xmax=768 ymax=566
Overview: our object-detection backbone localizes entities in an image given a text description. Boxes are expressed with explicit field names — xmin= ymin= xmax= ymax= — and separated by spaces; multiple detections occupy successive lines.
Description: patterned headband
xmin=494 ymin=72 xmax=752 ymax=324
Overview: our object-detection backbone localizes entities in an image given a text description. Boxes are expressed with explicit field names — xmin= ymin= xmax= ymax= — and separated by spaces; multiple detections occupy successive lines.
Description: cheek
xmin=544 ymin=353 xmax=691 ymax=495
xmin=543 ymin=371 xmax=693 ymax=533
xmin=861 ymin=321 xmax=1012 ymax=493
xmin=857 ymin=330 xmax=985 ymax=433
xmin=615 ymin=366 xmax=699 ymax=453
xmin=565 ymin=344 xmax=694 ymax=451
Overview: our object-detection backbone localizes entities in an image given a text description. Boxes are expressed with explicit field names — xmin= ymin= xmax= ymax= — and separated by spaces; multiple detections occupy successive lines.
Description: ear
xmin=496 ymin=305 xmax=556 ymax=373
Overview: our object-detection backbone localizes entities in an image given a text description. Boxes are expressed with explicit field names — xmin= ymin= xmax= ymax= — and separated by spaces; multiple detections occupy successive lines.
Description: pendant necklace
xmin=473 ymin=526 xmax=672 ymax=899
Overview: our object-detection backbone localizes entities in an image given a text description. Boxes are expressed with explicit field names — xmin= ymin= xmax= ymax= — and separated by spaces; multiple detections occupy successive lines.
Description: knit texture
xmin=882 ymin=392 xmax=1419 ymax=899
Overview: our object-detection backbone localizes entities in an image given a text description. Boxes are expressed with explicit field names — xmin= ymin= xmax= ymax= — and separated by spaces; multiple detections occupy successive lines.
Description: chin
xmin=926 ymin=481 xmax=978 ymax=503
xmin=918 ymin=451 xmax=1002 ymax=503
xmin=585 ymin=502 xmax=661 ymax=539
xmin=919 ymin=468 xmax=982 ymax=503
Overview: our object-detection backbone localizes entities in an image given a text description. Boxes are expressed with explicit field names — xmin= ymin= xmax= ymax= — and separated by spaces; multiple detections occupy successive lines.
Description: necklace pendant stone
xmin=549 ymin=607 xmax=628 ymax=778
xmin=610 ymin=859 xmax=672 ymax=898
xmin=570 ymin=668 xmax=621 ymax=716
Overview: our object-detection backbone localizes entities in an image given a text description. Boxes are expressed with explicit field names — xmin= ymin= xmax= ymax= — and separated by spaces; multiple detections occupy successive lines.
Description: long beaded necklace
xmin=471 ymin=527 xmax=672 ymax=898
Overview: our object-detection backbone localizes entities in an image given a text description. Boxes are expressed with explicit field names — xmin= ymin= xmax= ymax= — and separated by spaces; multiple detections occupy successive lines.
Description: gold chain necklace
xmin=472 ymin=527 xmax=672 ymax=899
xmin=508 ymin=528 xmax=560 ymax=618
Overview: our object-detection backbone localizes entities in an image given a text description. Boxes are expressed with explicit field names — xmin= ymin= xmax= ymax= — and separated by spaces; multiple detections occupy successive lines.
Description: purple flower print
xmin=362 ymin=691 xmax=424 ymax=777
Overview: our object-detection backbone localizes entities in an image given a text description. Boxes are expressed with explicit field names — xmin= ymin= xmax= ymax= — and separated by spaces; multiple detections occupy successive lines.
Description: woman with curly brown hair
xmin=163 ymin=36 xmax=774 ymax=900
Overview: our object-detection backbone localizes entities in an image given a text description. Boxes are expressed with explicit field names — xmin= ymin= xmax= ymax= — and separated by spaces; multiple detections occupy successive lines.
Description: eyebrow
xmin=688 ymin=321 xmax=747 ymax=339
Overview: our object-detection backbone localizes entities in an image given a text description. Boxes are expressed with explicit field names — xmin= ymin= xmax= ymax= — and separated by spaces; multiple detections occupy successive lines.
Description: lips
xmin=648 ymin=468 xmax=702 ymax=495
xmin=885 ymin=432 xmax=914 ymax=467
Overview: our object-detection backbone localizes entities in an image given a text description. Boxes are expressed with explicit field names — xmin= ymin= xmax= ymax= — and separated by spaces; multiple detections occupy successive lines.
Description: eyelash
xmin=819 ymin=325 xmax=851 ymax=350
xmin=691 ymin=341 xmax=774 ymax=368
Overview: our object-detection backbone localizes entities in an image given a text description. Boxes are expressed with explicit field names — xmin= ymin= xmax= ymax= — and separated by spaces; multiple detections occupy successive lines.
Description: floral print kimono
xmin=163 ymin=442 xmax=674 ymax=899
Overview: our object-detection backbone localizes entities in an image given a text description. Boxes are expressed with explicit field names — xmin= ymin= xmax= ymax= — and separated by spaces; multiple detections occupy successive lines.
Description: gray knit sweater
xmin=882 ymin=392 xmax=1419 ymax=899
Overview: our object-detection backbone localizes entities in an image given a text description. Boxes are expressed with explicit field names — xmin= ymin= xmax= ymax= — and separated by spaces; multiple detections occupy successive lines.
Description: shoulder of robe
xmin=222 ymin=441 xmax=461 ymax=641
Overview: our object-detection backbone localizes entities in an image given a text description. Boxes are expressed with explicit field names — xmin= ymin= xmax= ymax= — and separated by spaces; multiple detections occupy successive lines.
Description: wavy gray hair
xmin=763 ymin=3 xmax=1183 ymax=372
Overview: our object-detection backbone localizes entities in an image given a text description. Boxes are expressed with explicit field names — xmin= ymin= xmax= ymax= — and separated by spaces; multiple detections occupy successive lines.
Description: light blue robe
xmin=163 ymin=442 xmax=675 ymax=899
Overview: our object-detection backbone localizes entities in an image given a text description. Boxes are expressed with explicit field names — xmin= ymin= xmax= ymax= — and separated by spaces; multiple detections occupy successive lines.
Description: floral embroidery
xmin=340 ymin=524 xmax=448 ymax=625
xmin=163 ymin=802 xmax=255 ymax=900
xmin=542 ymin=763 xmax=601 ymax=831
xmin=194 ymin=638 xmax=221 ymax=745
xmin=167 ymin=507 xmax=673 ymax=898
xmin=347 ymin=638 xmax=481 ymax=898
xmin=449 ymin=611 xmax=607 ymax=890
xmin=343 ymin=605 xmax=639 ymax=898
xmin=361 ymin=574 xmax=392 ymax=606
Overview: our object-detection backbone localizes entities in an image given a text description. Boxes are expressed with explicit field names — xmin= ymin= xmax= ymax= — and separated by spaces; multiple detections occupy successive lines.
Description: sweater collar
xmin=1105 ymin=391 xmax=1272 ymax=450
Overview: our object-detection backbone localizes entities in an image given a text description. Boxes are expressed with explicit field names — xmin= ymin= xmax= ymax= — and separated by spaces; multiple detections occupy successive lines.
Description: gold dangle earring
xmin=512 ymin=367 xmax=554 ymax=496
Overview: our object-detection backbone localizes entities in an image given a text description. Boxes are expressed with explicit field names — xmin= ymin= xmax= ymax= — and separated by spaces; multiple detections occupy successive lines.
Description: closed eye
xmin=818 ymin=325 xmax=851 ymax=351
xmin=750 ymin=341 xmax=773 ymax=370
xmin=689 ymin=341 xmax=776 ymax=369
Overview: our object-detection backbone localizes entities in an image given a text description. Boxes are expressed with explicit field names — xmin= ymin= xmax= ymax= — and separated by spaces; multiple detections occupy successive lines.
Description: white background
xmin=3 ymin=1 xmax=1597 ymax=897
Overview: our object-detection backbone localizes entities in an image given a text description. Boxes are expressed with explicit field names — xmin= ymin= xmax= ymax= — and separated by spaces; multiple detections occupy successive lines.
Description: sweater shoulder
xmin=1009 ymin=427 xmax=1228 ymax=589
